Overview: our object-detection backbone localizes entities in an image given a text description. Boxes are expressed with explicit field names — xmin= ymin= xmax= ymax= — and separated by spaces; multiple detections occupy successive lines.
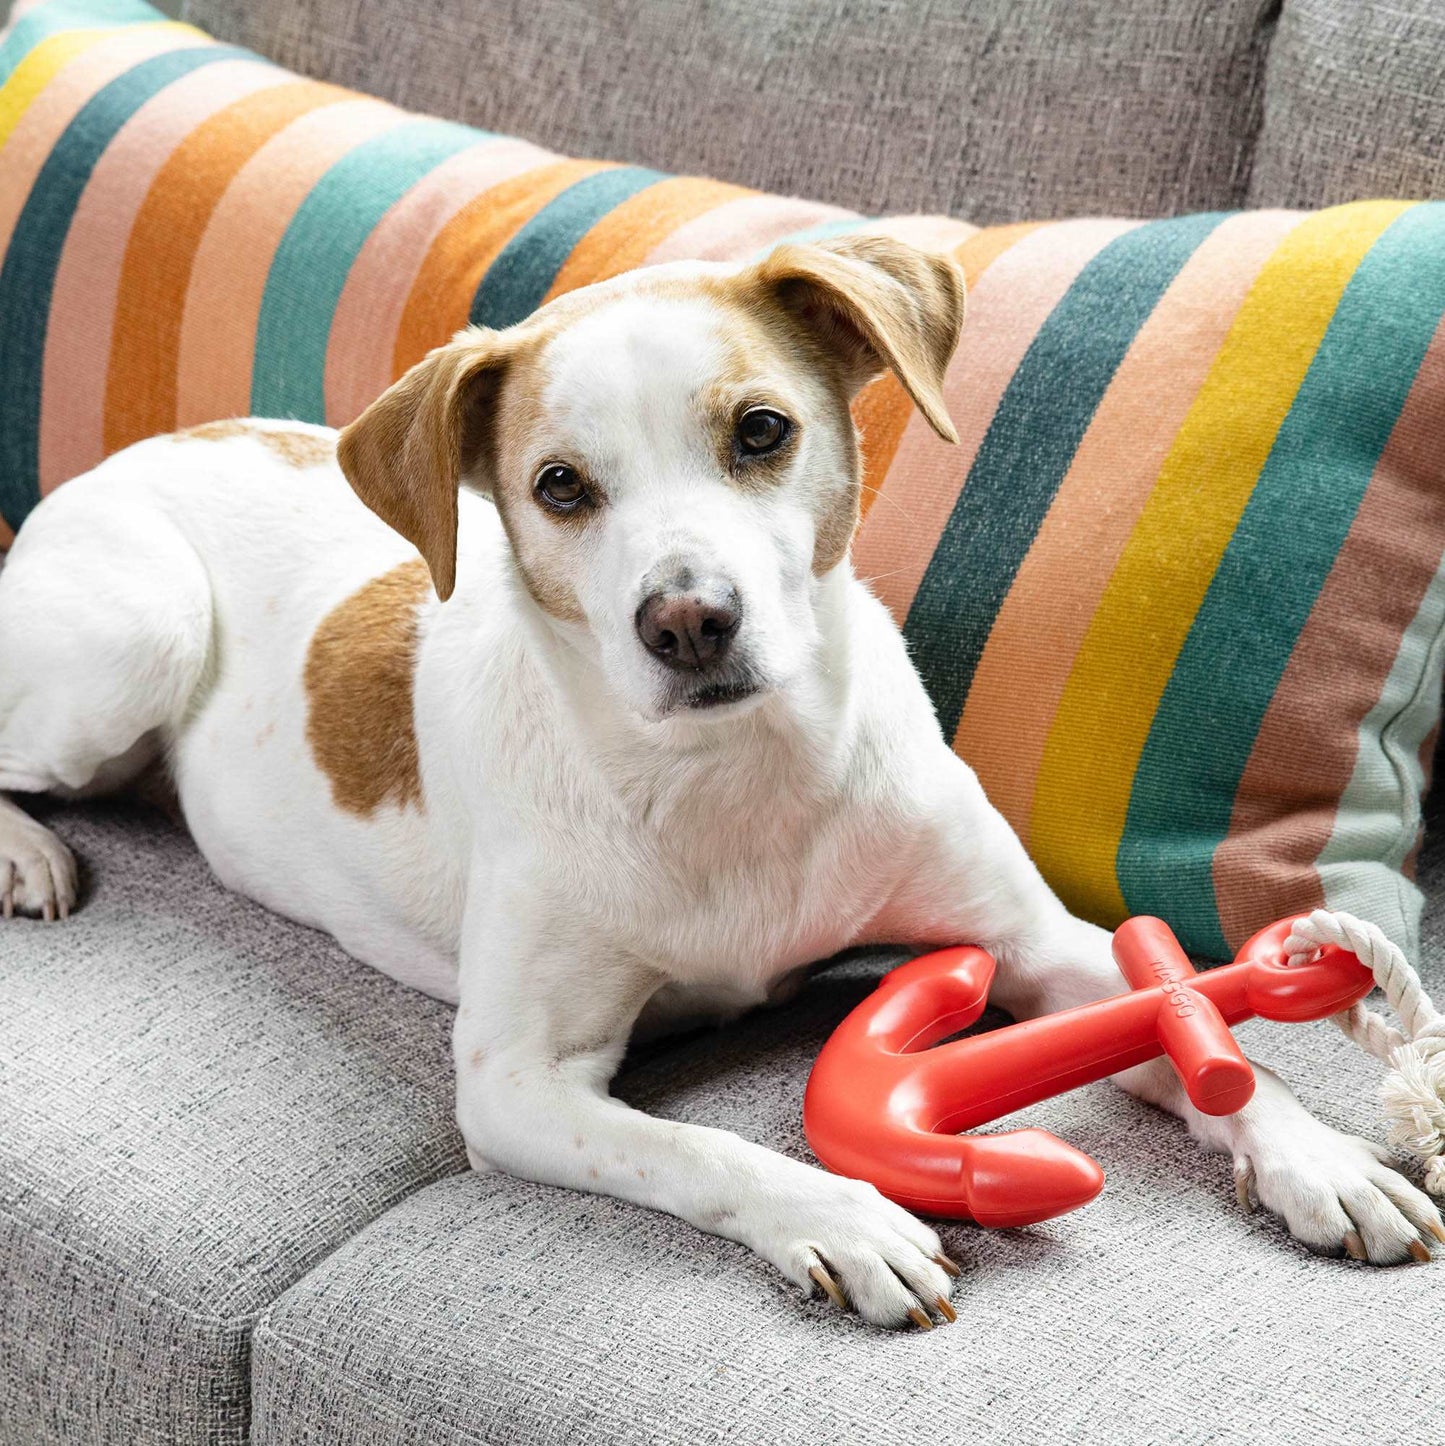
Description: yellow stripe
xmin=0 ymin=21 xmax=202 ymax=152
xmin=1028 ymin=200 xmax=1412 ymax=926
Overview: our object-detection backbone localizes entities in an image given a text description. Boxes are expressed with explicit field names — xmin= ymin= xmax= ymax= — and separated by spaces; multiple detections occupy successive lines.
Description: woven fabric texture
xmin=0 ymin=801 xmax=467 ymax=1445
xmin=2 ymin=0 xmax=1444 ymax=958
xmin=1249 ymin=0 xmax=1445 ymax=210
xmin=179 ymin=0 xmax=1277 ymax=226
xmin=245 ymin=845 xmax=1445 ymax=1446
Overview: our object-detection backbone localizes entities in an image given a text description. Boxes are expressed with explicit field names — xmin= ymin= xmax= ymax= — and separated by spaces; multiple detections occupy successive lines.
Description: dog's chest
xmin=573 ymin=755 xmax=909 ymax=986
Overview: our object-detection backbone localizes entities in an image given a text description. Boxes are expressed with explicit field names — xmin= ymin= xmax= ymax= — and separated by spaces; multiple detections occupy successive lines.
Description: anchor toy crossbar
xmin=802 ymin=916 xmax=1377 ymax=1228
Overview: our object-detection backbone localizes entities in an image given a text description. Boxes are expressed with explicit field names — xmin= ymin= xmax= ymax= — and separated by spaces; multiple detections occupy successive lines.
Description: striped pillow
xmin=2 ymin=0 xmax=1442 ymax=960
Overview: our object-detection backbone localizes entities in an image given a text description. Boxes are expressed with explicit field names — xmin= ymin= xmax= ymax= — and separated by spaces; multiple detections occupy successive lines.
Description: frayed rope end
xmin=1381 ymin=1036 xmax=1445 ymax=1196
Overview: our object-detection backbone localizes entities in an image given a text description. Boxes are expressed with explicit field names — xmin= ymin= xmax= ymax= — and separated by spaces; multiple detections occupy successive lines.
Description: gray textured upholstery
xmin=246 ymin=891 xmax=1445 ymax=1446
xmin=179 ymin=0 xmax=1277 ymax=223
xmin=1249 ymin=0 xmax=1445 ymax=208
xmin=0 ymin=802 xmax=466 ymax=1445
xmin=9 ymin=800 xmax=1441 ymax=1445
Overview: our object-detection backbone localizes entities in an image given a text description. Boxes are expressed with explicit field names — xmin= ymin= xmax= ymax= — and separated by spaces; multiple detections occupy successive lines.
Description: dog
xmin=0 ymin=236 xmax=1438 ymax=1328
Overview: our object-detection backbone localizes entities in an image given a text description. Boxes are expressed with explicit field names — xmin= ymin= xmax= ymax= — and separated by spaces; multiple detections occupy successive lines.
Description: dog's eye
xmin=735 ymin=408 xmax=791 ymax=457
xmin=535 ymin=464 xmax=588 ymax=511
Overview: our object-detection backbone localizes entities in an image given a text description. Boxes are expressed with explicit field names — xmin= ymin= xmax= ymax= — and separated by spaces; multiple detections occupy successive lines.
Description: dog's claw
xmin=1233 ymin=1159 xmax=1255 ymax=1213
xmin=1343 ymin=1231 xmax=1367 ymax=1261
xmin=42 ymin=899 xmax=55 ymax=923
xmin=934 ymin=1295 xmax=956 ymax=1323
xmin=1427 ymin=1219 xmax=1445 ymax=1246
xmin=2 ymin=891 xmax=11 ymax=920
xmin=1408 ymin=1239 xmax=1432 ymax=1263
xmin=906 ymin=1307 xmax=933 ymax=1331
xmin=808 ymin=1263 xmax=846 ymax=1310
xmin=932 ymin=1252 xmax=961 ymax=1278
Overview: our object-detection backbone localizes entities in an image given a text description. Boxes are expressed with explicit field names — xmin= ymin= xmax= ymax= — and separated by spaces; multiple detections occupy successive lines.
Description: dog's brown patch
xmin=178 ymin=418 xmax=248 ymax=443
xmin=259 ymin=428 xmax=335 ymax=468
xmin=487 ymin=347 xmax=592 ymax=623
xmin=177 ymin=420 xmax=335 ymax=468
xmin=702 ymin=297 xmax=863 ymax=575
xmin=304 ymin=559 xmax=432 ymax=816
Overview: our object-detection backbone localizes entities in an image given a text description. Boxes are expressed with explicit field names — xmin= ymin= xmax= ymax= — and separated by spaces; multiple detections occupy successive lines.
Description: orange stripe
xmin=542 ymin=175 xmax=754 ymax=301
xmin=102 ymin=79 xmax=346 ymax=455
xmin=392 ymin=158 xmax=611 ymax=374
xmin=855 ymin=221 xmax=1042 ymax=525
xmin=0 ymin=516 xmax=14 ymax=549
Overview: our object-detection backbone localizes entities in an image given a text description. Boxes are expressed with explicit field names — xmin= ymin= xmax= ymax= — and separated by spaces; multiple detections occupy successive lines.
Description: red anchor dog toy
xmin=803 ymin=914 xmax=1438 ymax=1228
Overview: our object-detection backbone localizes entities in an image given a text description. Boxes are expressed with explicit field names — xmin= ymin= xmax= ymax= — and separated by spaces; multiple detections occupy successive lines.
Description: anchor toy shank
xmin=802 ymin=916 xmax=1376 ymax=1228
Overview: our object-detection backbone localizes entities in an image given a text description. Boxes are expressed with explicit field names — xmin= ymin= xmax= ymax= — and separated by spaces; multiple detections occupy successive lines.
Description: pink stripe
xmin=323 ymin=135 xmax=555 ymax=427
xmin=857 ymin=214 xmax=979 ymax=253
xmin=38 ymin=57 xmax=286 ymax=492
xmin=852 ymin=218 xmax=1139 ymax=622
xmin=641 ymin=192 xmax=857 ymax=265
xmin=0 ymin=26 xmax=198 ymax=258
xmin=173 ymin=97 xmax=407 ymax=428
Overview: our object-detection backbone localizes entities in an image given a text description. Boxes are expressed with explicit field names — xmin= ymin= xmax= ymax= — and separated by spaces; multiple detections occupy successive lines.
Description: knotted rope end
xmin=1284 ymin=909 xmax=1445 ymax=1189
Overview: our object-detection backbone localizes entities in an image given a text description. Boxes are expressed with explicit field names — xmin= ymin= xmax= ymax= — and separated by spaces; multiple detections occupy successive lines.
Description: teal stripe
xmin=752 ymin=216 xmax=871 ymax=258
xmin=901 ymin=212 xmax=1227 ymax=742
xmin=0 ymin=0 xmax=163 ymax=87
xmin=0 ymin=43 xmax=250 ymax=532
xmin=468 ymin=166 xmax=667 ymax=330
xmin=1117 ymin=201 xmax=1445 ymax=958
xmin=249 ymin=119 xmax=485 ymax=420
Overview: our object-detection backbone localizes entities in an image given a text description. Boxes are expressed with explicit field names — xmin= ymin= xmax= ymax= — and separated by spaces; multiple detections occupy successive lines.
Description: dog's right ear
xmin=338 ymin=329 xmax=509 ymax=602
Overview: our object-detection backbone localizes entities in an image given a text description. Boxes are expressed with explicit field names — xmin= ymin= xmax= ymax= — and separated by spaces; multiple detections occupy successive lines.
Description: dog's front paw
xmin=726 ymin=1159 xmax=958 ymax=1329
xmin=0 ymin=807 xmax=77 ymax=921
xmin=1235 ymin=1120 xmax=1444 ymax=1264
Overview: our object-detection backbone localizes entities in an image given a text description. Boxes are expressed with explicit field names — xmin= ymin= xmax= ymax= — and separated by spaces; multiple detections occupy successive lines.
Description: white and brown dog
xmin=0 ymin=237 xmax=1438 ymax=1327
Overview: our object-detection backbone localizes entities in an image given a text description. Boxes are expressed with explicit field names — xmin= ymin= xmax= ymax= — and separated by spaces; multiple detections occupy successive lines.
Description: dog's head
xmin=338 ymin=235 xmax=964 ymax=722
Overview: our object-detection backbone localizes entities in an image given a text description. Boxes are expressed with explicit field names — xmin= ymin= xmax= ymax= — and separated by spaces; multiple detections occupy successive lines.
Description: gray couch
xmin=3 ymin=1 xmax=1444 ymax=1442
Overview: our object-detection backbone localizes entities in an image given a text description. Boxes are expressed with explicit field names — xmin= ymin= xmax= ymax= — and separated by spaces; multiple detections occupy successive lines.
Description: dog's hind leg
xmin=0 ymin=485 xmax=212 ymax=918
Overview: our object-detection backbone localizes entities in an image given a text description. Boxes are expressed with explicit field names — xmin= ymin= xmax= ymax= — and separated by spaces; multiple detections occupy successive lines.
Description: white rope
xmin=1283 ymin=908 xmax=1445 ymax=1197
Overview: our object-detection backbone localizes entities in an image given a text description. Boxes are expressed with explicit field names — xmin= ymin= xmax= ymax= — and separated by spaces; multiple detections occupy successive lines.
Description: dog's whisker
xmin=858 ymin=480 xmax=919 ymax=528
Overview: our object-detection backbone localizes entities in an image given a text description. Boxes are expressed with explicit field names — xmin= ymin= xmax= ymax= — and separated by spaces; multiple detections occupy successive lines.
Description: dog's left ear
xmin=749 ymin=235 xmax=965 ymax=443
xmin=338 ymin=329 xmax=510 ymax=602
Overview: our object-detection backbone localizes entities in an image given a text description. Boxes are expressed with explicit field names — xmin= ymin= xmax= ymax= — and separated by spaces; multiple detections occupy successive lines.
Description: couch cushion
xmin=1249 ymin=0 xmax=1445 ymax=210
xmin=179 ymin=0 xmax=1278 ymax=225
xmin=248 ymin=892 xmax=1445 ymax=1446
xmin=0 ymin=801 xmax=466 ymax=1445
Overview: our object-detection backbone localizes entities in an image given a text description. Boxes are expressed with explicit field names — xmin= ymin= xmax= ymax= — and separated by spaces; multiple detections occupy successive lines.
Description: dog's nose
xmin=635 ymin=582 xmax=741 ymax=671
